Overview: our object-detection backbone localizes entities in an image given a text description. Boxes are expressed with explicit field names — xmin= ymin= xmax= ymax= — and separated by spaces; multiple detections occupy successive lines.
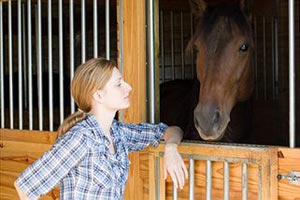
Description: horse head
xmin=188 ymin=0 xmax=254 ymax=141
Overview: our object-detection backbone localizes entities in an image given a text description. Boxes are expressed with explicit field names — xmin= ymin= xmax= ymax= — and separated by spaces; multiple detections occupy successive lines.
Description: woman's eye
xmin=239 ymin=43 xmax=249 ymax=52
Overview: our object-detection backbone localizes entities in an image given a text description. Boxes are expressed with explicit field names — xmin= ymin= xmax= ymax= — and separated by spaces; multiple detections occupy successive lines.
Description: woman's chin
xmin=120 ymin=102 xmax=130 ymax=110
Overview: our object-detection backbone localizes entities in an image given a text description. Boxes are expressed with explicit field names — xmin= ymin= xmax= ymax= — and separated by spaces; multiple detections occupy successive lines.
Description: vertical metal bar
xmin=155 ymin=157 xmax=160 ymax=200
xmin=27 ymin=0 xmax=33 ymax=130
xmin=37 ymin=0 xmax=43 ymax=130
xmin=274 ymin=0 xmax=279 ymax=99
xmin=258 ymin=166 xmax=262 ymax=200
xmin=262 ymin=17 xmax=267 ymax=100
xmin=254 ymin=16 xmax=259 ymax=99
xmin=18 ymin=0 xmax=23 ymax=129
xmin=170 ymin=11 xmax=175 ymax=80
xmin=288 ymin=0 xmax=295 ymax=148
xmin=271 ymin=18 xmax=275 ymax=100
xmin=180 ymin=12 xmax=185 ymax=79
xmin=242 ymin=163 xmax=248 ymax=200
xmin=105 ymin=0 xmax=110 ymax=59
xmin=22 ymin=4 xmax=27 ymax=111
xmin=81 ymin=0 xmax=86 ymax=63
xmin=70 ymin=0 xmax=75 ymax=114
xmin=22 ymin=3 xmax=28 ymax=110
xmin=48 ymin=0 xmax=53 ymax=131
xmin=253 ymin=16 xmax=258 ymax=99
xmin=189 ymin=158 xmax=194 ymax=200
xmin=118 ymin=0 xmax=124 ymax=122
xmin=58 ymin=0 xmax=64 ymax=124
xmin=190 ymin=13 xmax=194 ymax=78
xmin=160 ymin=10 xmax=165 ymax=82
xmin=223 ymin=161 xmax=230 ymax=200
xmin=148 ymin=0 xmax=155 ymax=123
xmin=0 ymin=2 xmax=4 ymax=128
xmin=206 ymin=160 xmax=212 ymax=200
xmin=93 ymin=0 xmax=98 ymax=58
xmin=172 ymin=183 xmax=178 ymax=200
xmin=8 ymin=0 xmax=14 ymax=129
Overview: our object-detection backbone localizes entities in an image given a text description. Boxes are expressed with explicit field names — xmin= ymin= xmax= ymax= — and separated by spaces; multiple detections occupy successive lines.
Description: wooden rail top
xmin=150 ymin=141 xmax=278 ymax=164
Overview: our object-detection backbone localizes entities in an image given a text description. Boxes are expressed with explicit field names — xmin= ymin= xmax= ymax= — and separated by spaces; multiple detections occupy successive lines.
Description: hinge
xmin=277 ymin=171 xmax=300 ymax=185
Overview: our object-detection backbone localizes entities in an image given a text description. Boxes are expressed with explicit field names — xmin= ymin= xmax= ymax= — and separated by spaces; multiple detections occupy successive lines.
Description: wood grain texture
xmin=0 ymin=130 xmax=59 ymax=199
xmin=1 ymin=130 xmax=300 ymax=200
xmin=278 ymin=148 xmax=300 ymax=200
xmin=117 ymin=0 xmax=147 ymax=199
xmin=148 ymin=142 xmax=279 ymax=200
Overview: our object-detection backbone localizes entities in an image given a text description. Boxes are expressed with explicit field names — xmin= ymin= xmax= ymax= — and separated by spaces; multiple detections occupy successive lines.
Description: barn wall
xmin=0 ymin=130 xmax=59 ymax=199
xmin=1 ymin=0 xmax=300 ymax=199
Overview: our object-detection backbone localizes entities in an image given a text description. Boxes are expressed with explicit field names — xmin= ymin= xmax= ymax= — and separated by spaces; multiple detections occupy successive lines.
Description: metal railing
xmin=0 ymin=0 xmax=115 ymax=131
xmin=149 ymin=142 xmax=278 ymax=200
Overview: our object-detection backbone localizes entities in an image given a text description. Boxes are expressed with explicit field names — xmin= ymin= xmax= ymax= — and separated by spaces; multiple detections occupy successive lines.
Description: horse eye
xmin=239 ymin=43 xmax=249 ymax=52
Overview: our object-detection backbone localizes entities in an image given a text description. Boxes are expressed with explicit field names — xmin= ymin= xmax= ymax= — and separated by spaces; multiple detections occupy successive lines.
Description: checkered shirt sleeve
xmin=15 ymin=131 xmax=88 ymax=200
xmin=117 ymin=121 xmax=168 ymax=152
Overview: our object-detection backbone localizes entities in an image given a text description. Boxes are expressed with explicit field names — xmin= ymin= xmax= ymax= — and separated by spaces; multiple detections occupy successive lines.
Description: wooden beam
xmin=117 ymin=0 xmax=147 ymax=199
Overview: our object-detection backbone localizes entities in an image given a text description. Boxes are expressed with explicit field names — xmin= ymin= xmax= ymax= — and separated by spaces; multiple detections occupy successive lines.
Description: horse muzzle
xmin=194 ymin=106 xmax=230 ymax=141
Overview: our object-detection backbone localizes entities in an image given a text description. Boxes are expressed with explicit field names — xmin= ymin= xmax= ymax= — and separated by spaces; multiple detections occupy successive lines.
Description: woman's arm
xmin=162 ymin=126 xmax=188 ymax=190
xmin=162 ymin=126 xmax=183 ymax=144
xmin=117 ymin=121 xmax=168 ymax=152
xmin=14 ymin=182 xmax=31 ymax=200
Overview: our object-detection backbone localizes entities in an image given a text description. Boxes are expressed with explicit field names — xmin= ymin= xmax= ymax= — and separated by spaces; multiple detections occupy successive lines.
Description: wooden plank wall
xmin=0 ymin=129 xmax=59 ymax=200
xmin=0 ymin=129 xmax=150 ymax=200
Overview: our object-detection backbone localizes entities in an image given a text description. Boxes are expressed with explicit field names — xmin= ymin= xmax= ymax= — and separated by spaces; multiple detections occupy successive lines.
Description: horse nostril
xmin=213 ymin=110 xmax=220 ymax=125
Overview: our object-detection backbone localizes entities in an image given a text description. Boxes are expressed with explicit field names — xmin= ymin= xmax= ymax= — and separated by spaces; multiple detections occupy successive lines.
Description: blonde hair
xmin=57 ymin=58 xmax=115 ymax=137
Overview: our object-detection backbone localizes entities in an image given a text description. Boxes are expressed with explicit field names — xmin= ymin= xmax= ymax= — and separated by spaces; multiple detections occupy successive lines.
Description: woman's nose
xmin=125 ymin=82 xmax=132 ymax=92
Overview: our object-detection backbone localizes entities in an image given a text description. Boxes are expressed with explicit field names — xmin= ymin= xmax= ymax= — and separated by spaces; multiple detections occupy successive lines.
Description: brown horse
xmin=160 ymin=0 xmax=254 ymax=142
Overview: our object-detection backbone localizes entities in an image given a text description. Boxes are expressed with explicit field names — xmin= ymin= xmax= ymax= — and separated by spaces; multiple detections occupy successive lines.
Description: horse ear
xmin=189 ymin=0 xmax=207 ymax=18
xmin=240 ymin=0 xmax=253 ymax=22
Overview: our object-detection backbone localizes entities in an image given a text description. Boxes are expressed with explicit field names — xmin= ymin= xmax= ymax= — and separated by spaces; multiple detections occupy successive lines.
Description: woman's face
xmin=99 ymin=67 xmax=132 ymax=111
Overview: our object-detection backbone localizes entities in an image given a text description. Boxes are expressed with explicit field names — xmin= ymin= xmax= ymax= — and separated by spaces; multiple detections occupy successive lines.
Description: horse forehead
xmin=201 ymin=17 xmax=243 ymax=54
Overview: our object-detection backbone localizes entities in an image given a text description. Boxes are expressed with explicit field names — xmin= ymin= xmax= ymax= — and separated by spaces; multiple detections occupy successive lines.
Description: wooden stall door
xmin=147 ymin=144 xmax=300 ymax=200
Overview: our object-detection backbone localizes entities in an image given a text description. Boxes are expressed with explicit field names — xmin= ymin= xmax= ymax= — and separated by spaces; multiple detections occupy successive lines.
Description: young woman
xmin=15 ymin=58 xmax=188 ymax=200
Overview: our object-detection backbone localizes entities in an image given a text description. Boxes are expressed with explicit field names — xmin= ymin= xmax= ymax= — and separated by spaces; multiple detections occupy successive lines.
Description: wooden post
xmin=117 ymin=0 xmax=147 ymax=199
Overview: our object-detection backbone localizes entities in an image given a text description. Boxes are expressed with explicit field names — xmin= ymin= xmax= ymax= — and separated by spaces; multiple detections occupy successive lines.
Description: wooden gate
xmin=148 ymin=143 xmax=300 ymax=200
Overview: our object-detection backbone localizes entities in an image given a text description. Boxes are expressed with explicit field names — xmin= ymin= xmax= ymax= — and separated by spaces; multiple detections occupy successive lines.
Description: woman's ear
xmin=92 ymin=91 xmax=103 ymax=103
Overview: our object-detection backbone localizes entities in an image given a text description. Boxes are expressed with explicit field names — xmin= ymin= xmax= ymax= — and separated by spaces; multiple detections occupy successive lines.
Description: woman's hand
xmin=164 ymin=143 xmax=188 ymax=189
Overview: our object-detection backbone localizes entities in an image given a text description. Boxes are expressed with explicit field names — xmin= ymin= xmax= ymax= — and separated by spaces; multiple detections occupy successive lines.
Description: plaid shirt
xmin=16 ymin=115 xmax=167 ymax=200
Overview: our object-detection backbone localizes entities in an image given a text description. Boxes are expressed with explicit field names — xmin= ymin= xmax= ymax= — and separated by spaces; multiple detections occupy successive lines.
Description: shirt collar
xmin=83 ymin=114 xmax=119 ymax=140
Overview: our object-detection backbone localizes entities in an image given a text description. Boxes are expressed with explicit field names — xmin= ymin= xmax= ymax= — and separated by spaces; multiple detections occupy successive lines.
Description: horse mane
xmin=186 ymin=2 xmax=252 ymax=54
